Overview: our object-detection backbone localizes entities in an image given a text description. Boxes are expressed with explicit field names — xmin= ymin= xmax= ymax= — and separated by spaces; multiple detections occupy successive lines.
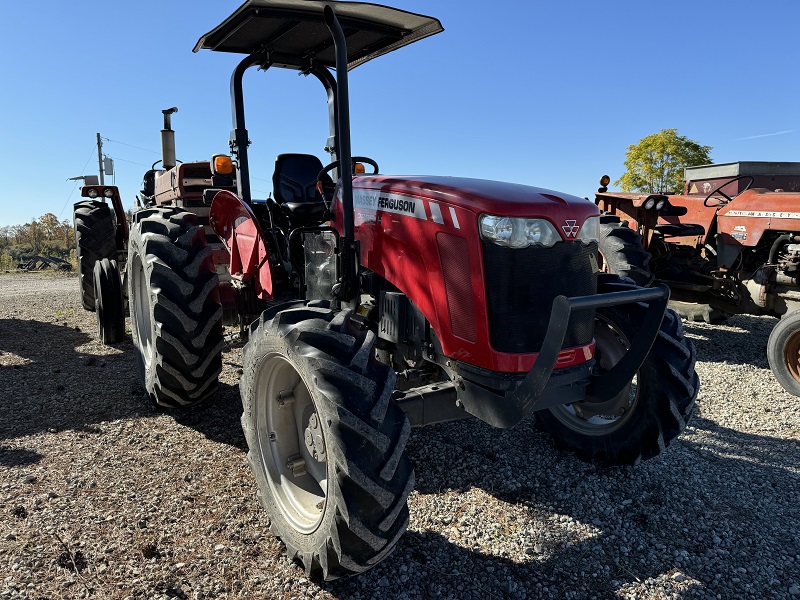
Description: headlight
xmin=479 ymin=215 xmax=560 ymax=248
xmin=87 ymin=188 xmax=98 ymax=198
xmin=644 ymin=198 xmax=656 ymax=210
xmin=655 ymin=198 xmax=666 ymax=210
xmin=577 ymin=215 xmax=599 ymax=245
xmin=103 ymin=188 xmax=114 ymax=198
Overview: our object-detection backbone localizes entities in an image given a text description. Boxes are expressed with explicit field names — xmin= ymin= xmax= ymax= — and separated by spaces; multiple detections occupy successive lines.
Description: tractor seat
xmin=654 ymin=223 xmax=706 ymax=238
xmin=272 ymin=153 xmax=327 ymax=222
xmin=141 ymin=169 xmax=156 ymax=199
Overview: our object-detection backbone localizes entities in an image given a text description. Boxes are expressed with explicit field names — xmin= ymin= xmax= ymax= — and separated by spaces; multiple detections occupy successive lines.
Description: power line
xmin=109 ymin=156 xmax=151 ymax=168
xmin=103 ymin=137 xmax=160 ymax=155
xmin=57 ymin=144 xmax=98 ymax=220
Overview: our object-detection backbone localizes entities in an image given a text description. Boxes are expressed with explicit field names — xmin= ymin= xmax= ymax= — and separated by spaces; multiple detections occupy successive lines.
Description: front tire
xmin=536 ymin=275 xmax=698 ymax=464
xmin=597 ymin=215 xmax=653 ymax=287
xmin=93 ymin=258 xmax=125 ymax=345
xmin=241 ymin=305 xmax=414 ymax=580
xmin=767 ymin=311 xmax=800 ymax=396
xmin=74 ymin=200 xmax=117 ymax=311
xmin=128 ymin=207 xmax=223 ymax=407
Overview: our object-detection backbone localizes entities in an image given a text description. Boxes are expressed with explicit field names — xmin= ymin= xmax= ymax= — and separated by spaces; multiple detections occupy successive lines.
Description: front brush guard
xmin=457 ymin=284 xmax=669 ymax=428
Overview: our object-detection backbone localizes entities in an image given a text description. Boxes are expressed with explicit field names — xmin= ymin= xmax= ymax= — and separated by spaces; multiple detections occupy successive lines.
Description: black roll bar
xmin=225 ymin=6 xmax=359 ymax=302
xmin=229 ymin=53 xmax=268 ymax=205
xmin=228 ymin=56 xmax=340 ymax=205
xmin=324 ymin=6 xmax=358 ymax=303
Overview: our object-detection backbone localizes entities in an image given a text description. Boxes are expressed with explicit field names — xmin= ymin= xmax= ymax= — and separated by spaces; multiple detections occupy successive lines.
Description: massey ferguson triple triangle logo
xmin=562 ymin=220 xmax=580 ymax=237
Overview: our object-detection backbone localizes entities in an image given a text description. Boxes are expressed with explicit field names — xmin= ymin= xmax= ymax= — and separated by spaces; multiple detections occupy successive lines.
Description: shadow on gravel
xmin=169 ymin=342 xmax=248 ymax=450
xmin=171 ymin=381 xmax=247 ymax=451
xmin=0 ymin=317 xmax=250 ymax=451
xmin=689 ymin=415 xmax=799 ymax=473
xmin=0 ymin=318 xmax=148 ymax=442
xmin=0 ymin=447 xmax=43 ymax=467
xmin=318 ymin=529 xmax=607 ymax=599
xmin=683 ymin=314 xmax=774 ymax=368
xmin=399 ymin=413 xmax=799 ymax=598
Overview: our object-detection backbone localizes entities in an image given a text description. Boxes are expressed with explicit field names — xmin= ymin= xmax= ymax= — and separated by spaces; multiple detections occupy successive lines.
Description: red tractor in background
xmin=72 ymin=176 xmax=128 ymax=344
xmin=77 ymin=0 xmax=698 ymax=580
xmin=595 ymin=161 xmax=800 ymax=396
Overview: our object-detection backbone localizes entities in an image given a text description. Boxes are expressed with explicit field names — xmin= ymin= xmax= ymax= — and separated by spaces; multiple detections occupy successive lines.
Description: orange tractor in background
xmin=595 ymin=161 xmax=800 ymax=396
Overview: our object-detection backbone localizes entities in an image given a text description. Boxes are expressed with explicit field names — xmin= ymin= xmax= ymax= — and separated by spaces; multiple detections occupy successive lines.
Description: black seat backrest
xmin=272 ymin=153 xmax=325 ymax=206
xmin=141 ymin=169 xmax=156 ymax=198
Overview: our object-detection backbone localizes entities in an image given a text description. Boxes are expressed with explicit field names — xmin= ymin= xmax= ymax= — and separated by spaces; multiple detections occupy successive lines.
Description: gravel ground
xmin=0 ymin=271 xmax=798 ymax=599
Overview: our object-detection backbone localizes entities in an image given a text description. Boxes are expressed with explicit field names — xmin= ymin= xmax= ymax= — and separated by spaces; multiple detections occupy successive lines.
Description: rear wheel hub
xmin=304 ymin=412 xmax=326 ymax=462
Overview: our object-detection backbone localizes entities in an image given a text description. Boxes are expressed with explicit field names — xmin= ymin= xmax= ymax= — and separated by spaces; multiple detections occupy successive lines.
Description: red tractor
xmin=595 ymin=161 xmax=800 ymax=396
xmin=80 ymin=0 xmax=698 ymax=580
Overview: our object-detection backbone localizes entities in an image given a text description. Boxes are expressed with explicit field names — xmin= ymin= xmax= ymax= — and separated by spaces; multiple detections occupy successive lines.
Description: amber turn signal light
xmin=212 ymin=154 xmax=234 ymax=175
xmin=354 ymin=162 xmax=366 ymax=174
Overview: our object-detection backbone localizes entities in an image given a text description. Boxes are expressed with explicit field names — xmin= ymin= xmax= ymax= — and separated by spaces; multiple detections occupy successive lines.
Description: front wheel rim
xmin=94 ymin=266 xmax=105 ymax=335
xmin=255 ymin=354 xmax=328 ymax=533
xmin=548 ymin=314 xmax=639 ymax=436
xmin=130 ymin=252 xmax=153 ymax=368
xmin=782 ymin=329 xmax=800 ymax=383
xmin=597 ymin=249 xmax=611 ymax=275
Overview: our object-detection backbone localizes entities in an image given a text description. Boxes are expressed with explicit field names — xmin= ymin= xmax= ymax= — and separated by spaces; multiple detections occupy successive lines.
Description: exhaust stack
xmin=161 ymin=107 xmax=178 ymax=170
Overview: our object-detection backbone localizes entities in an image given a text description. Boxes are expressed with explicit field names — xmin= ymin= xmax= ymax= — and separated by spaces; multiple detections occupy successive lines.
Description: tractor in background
xmin=72 ymin=175 xmax=127 ymax=344
xmin=595 ymin=162 xmax=800 ymax=396
xmin=78 ymin=0 xmax=698 ymax=580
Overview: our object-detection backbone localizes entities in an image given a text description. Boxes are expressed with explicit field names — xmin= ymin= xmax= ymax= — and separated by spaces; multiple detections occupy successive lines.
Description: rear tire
xmin=767 ymin=311 xmax=800 ymax=397
xmin=597 ymin=215 xmax=653 ymax=287
xmin=241 ymin=305 xmax=413 ymax=580
xmin=536 ymin=275 xmax=698 ymax=465
xmin=74 ymin=200 xmax=117 ymax=311
xmin=93 ymin=258 xmax=125 ymax=345
xmin=128 ymin=207 xmax=223 ymax=407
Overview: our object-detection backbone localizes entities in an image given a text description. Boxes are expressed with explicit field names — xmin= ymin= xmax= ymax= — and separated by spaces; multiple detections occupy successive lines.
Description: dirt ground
xmin=0 ymin=272 xmax=798 ymax=599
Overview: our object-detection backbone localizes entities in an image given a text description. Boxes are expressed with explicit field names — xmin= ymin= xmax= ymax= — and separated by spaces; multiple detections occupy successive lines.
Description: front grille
xmin=483 ymin=241 xmax=597 ymax=353
xmin=437 ymin=233 xmax=476 ymax=342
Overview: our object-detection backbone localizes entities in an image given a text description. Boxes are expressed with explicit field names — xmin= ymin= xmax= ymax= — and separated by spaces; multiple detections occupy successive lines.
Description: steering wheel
xmin=150 ymin=158 xmax=183 ymax=170
xmin=318 ymin=156 xmax=379 ymax=182
xmin=703 ymin=175 xmax=755 ymax=207
xmin=316 ymin=157 xmax=379 ymax=204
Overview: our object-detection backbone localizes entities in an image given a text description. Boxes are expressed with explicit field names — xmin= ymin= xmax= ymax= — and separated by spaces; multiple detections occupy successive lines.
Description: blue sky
xmin=1 ymin=0 xmax=798 ymax=227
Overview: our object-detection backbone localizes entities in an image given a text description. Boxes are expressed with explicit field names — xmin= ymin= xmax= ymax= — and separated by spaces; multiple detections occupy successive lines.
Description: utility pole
xmin=96 ymin=132 xmax=105 ymax=185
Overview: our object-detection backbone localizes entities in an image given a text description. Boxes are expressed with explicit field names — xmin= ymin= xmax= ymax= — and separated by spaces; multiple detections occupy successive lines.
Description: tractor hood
xmin=352 ymin=175 xmax=599 ymax=221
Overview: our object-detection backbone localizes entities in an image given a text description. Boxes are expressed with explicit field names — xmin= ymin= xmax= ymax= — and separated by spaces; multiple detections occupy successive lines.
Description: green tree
xmin=615 ymin=129 xmax=712 ymax=194
xmin=39 ymin=213 xmax=60 ymax=239
xmin=27 ymin=220 xmax=44 ymax=254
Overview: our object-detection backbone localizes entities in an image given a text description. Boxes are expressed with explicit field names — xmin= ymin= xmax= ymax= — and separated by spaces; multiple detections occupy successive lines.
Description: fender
xmin=209 ymin=190 xmax=273 ymax=299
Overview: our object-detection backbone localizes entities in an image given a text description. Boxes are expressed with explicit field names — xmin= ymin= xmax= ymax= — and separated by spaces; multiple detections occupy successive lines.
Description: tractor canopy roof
xmin=685 ymin=161 xmax=800 ymax=182
xmin=194 ymin=0 xmax=443 ymax=70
